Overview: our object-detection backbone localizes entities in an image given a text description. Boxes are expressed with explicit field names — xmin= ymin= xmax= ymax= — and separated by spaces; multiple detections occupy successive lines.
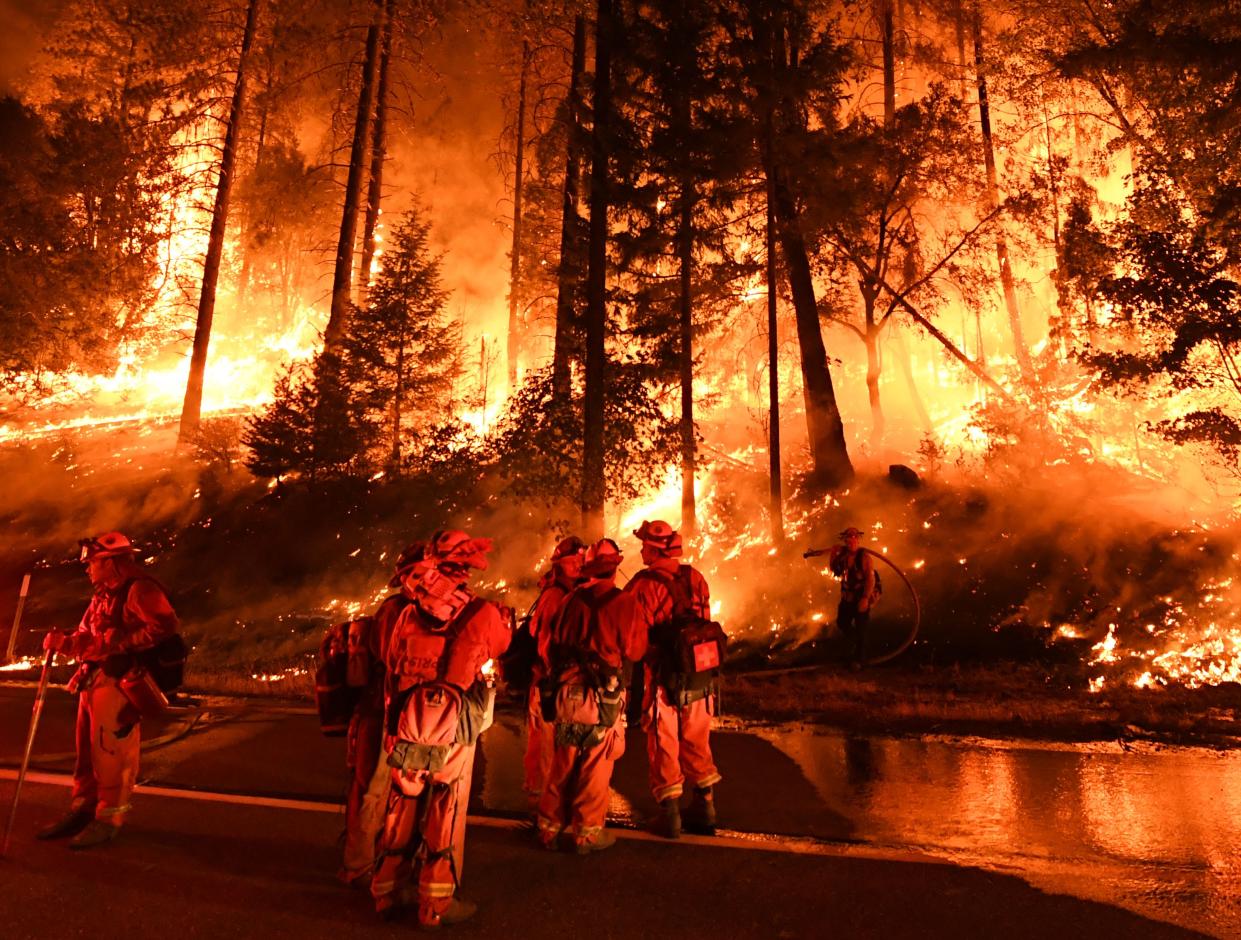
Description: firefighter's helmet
xmin=839 ymin=526 xmax=865 ymax=540
xmin=78 ymin=531 xmax=135 ymax=563
xmin=388 ymin=541 xmax=427 ymax=587
xmin=633 ymin=519 xmax=683 ymax=557
xmin=551 ymin=535 xmax=586 ymax=562
xmin=582 ymin=538 xmax=623 ymax=577
xmin=427 ymin=529 xmax=493 ymax=571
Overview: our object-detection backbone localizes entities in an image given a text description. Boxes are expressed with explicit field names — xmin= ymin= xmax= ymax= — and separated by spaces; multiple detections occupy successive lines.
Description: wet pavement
xmin=2 ymin=685 xmax=1237 ymax=937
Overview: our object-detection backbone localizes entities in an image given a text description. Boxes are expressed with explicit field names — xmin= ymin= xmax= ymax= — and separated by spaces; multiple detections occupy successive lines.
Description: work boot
xmin=686 ymin=786 xmax=717 ymax=836
xmin=419 ymin=898 xmax=477 ymax=931
xmin=374 ymin=893 xmax=403 ymax=922
xmin=68 ymin=820 xmax=121 ymax=850
xmin=575 ymin=830 xmax=617 ymax=855
xmin=36 ymin=806 xmax=95 ymax=841
xmin=659 ymin=797 xmax=681 ymax=840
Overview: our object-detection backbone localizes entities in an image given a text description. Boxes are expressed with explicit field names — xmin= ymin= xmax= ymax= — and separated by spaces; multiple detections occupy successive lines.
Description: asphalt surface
xmin=0 ymin=778 xmax=1206 ymax=940
xmin=0 ymin=684 xmax=1233 ymax=937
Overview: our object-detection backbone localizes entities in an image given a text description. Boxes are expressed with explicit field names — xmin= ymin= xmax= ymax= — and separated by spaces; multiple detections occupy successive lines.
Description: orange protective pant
xmin=537 ymin=723 xmax=625 ymax=849
xmin=71 ymin=672 xmax=139 ymax=825
xmin=642 ymin=685 xmax=721 ymax=802
xmin=341 ymin=708 xmax=386 ymax=876
xmin=371 ymin=744 xmax=475 ymax=922
xmin=523 ymin=685 xmax=553 ymax=797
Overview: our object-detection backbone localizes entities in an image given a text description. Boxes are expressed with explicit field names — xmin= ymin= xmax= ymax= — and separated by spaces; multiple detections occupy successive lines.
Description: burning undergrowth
xmin=2 ymin=413 xmax=1239 ymax=715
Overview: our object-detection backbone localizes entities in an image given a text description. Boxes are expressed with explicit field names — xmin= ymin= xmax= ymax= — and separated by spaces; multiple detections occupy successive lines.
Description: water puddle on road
xmin=744 ymin=725 xmax=1241 ymax=938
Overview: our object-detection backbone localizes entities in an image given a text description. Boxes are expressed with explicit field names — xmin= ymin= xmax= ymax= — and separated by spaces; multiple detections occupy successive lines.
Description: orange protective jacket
xmin=74 ymin=565 xmax=178 ymax=661
xmin=626 ymin=559 xmax=711 ymax=644
xmin=548 ymin=580 xmax=647 ymax=679
xmin=385 ymin=595 xmax=511 ymax=694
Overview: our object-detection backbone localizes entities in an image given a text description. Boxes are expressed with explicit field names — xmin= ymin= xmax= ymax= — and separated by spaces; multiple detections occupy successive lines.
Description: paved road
xmin=0 ymin=778 xmax=1204 ymax=940
xmin=1 ymin=685 xmax=1235 ymax=937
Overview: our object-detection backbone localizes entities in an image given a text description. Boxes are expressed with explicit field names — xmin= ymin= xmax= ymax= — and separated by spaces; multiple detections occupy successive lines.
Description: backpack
xmin=549 ymin=587 xmax=625 ymax=693
xmin=644 ymin=567 xmax=727 ymax=694
xmin=315 ymin=621 xmax=358 ymax=736
xmin=109 ymin=577 xmax=188 ymax=693
xmin=499 ymin=611 xmax=538 ymax=690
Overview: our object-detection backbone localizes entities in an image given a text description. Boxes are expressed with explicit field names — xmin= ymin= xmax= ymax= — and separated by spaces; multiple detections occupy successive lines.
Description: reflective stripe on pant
xmin=643 ymin=684 xmax=721 ymax=802
xmin=371 ymin=743 xmax=475 ymax=920
xmin=71 ymin=673 xmax=139 ymax=823
xmin=537 ymin=723 xmax=625 ymax=847
xmin=522 ymin=685 xmax=553 ymax=796
xmin=342 ymin=709 xmax=387 ymax=875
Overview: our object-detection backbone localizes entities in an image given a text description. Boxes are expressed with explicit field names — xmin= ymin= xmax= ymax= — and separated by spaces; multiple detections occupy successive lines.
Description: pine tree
xmin=342 ymin=208 xmax=460 ymax=472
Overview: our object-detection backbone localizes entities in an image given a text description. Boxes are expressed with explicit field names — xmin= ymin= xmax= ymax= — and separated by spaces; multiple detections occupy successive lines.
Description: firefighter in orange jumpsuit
xmin=523 ymin=535 xmax=585 ymax=804
xmin=537 ymin=538 xmax=645 ymax=853
xmin=370 ymin=530 xmax=511 ymax=928
xmin=339 ymin=542 xmax=426 ymax=887
xmin=829 ymin=527 xmax=878 ymax=668
xmin=38 ymin=532 xmax=179 ymax=849
xmin=627 ymin=520 xmax=722 ymax=838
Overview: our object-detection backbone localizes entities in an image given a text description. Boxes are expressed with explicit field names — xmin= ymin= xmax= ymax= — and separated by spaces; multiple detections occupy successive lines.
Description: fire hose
xmin=804 ymin=548 xmax=921 ymax=666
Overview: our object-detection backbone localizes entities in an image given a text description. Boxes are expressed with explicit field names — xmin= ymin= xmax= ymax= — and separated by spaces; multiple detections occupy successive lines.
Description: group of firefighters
xmin=30 ymin=519 xmax=879 ymax=931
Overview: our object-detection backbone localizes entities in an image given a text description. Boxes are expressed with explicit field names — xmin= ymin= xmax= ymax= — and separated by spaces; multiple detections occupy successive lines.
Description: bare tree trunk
xmin=952 ymin=0 xmax=967 ymax=101
xmin=677 ymin=164 xmax=696 ymax=541
xmin=359 ymin=0 xmax=395 ymax=307
xmin=506 ymin=38 xmax=531 ymax=390
xmin=765 ymin=143 xmax=784 ymax=544
xmin=864 ymin=297 xmax=885 ymax=446
xmin=391 ymin=338 xmax=404 ymax=471
xmin=972 ymin=2 xmax=1033 ymax=382
xmin=581 ymin=0 xmax=612 ymax=538
xmin=880 ymin=0 xmax=896 ymax=125
xmin=322 ymin=0 xmax=384 ymax=357
xmin=553 ymin=15 xmax=587 ymax=400
xmin=178 ymin=0 xmax=261 ymax=445
xmin=892 ymin=324 xmax=933 ymax=433
xmin=766 ymin=19 xmax=853 ymax=490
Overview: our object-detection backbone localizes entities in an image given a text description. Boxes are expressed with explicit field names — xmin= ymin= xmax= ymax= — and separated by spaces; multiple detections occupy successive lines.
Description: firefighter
xmin=338 ymin=542 xmax=426 ymax=888
xmin=829 ymin=527 xmax=877 ymax=669
xmin=536 ymin=538 xmax=644 ymax=853
xmin=523 ymin=536 xmax=585 ymax=806
xmin=627 ymin=520 xmax=723 ymax=839
xmin=37 ymin=532 xmax=180 ymax=849
xmin=370 ymin=530 xmax=511 ymax=928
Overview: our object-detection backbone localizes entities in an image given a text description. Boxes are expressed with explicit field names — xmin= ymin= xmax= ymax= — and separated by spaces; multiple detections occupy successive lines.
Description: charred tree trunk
xmin=178 ymin=0 xmax=261 ymax=445
xmin=322 ymin=0 xmax=383 ymax=358
xmin=863 ymin=293 xmax=885 ymax=446
xmin=893 ymin=324 xmax=933 ymax=433
xmin=765 ymin=19 xmax=853 ymax=490
xmin=580 ymin=0 xmax=612 ymax=537
xmin=972 ymin=3 xmax=1033 ymax=383
xmin=677 ymin=162 xmax=696 ymax=541
xmin=391 ymin=337 xmax=404 ymax=471
xmin=553 ymin=15 xmax=588 ymax=400
xmin=765 ymin=142 xmax=784 ymax=544
xmin=506 ymin=39 xmax=531 ymax=391
xmin=359 ymin=0 xmax=395 ymax=307
xmin=880 ymin=0 xmax=896 ymax=126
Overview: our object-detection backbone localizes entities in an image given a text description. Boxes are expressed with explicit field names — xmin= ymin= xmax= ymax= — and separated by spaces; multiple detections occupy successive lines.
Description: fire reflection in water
xmin=750 ymin=727 xmax=1240 ymax=937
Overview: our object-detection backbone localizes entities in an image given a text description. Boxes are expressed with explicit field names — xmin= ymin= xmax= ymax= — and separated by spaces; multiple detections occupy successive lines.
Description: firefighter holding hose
xmin=37 ymin=532 xmax=181 ymax=849
xmin=807 ymin=526 xmax=879 ymax=669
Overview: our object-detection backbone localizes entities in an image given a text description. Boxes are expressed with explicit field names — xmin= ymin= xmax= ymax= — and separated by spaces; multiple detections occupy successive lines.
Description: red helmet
xmin=582 ymin=538 xmax=623 ymax=577
xmin=427 ymin=529 xmax=493 ymax=571
xmin=388 ymin=541 xmax=427 ymax=587
xmin=633 ymin=519 xmax=683 ymax=557
xmin=551 ymin=535 xmax=586 ymax=562
xmin=79 ymin=531 xmax=135 ymax=562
